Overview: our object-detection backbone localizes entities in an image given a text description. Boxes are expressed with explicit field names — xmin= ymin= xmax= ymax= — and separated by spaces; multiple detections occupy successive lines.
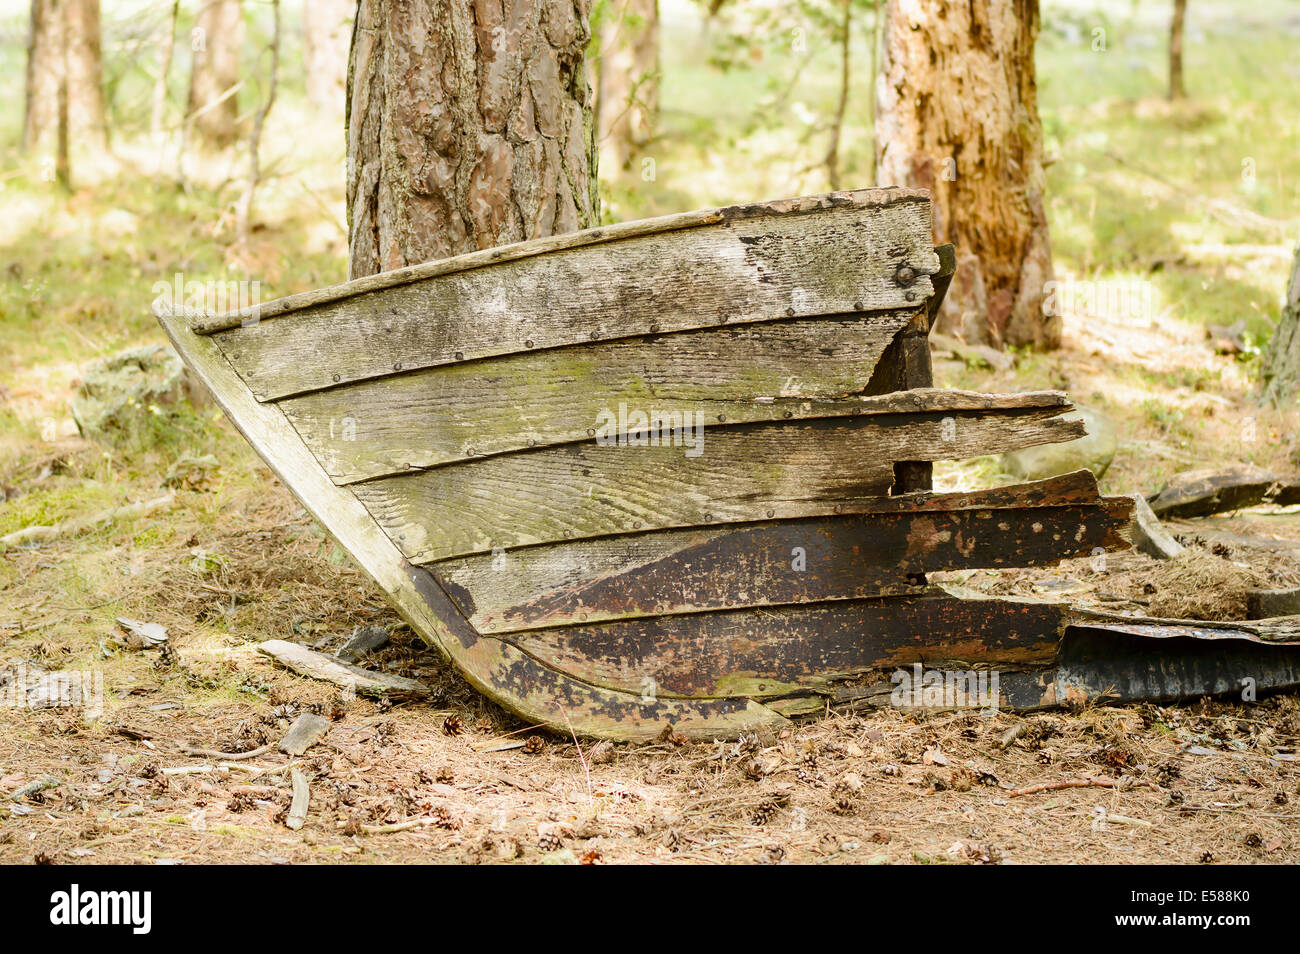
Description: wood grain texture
xmin=504 ymin=593 xmax=1068 ymax=698
xmin=214 ymin=195 xmax=939 ymax=400
xmin=157 ymin=306 xmax=791 ymax=741
xmin=280 ymin=313 xmax=918 ymax=483
xmin=193 ymin=187 xmax=933 ymax=333
xmin=433 ymin=473 xmax=1134 ymax=634
xmin=352 ymin=398 xmax=1085 ymax=562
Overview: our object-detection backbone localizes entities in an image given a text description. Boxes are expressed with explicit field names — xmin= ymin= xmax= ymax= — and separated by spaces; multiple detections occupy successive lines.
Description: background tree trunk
xmin=23 ymin=0 xmax=107 ymax=169
xmin=346 ymin=0 xmax=600 ymax=280
xmin=594 ymin=0 xmax=658 ymax=176
xmin=303 ymin=0 xmax=353 ymax=113
xmin=1169 ymin=0 xmax=1188 ymax=101
xmin=187 ymin=0 xmax=244 ymax=149
xmin=1261 ymin=242 xmax=1300 ymax=407
xmin=875 ymin=0 xmax=1058 ymax=349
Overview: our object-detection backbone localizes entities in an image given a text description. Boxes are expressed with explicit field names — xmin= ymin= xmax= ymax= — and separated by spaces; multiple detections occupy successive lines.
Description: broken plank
xmin=434 ymin=478 xmax=1134 ymax=633
xmin=503 ymin=594 xmax=1068 ymax=698
xmin=1247 ymin=587 xmax=1300 ymax=619
xmin=278 ymin=713 xmax=331 ymax=755
xmin=256 ymin=639 xmax=429 ymax=696
xmin=215 ymin=195 xmax=938 ymax=400
xmin=353 ymin=404 xmax=1086 ymax=563
xmin=281 ymin=315 xmax=917 ymax=483
xmin=1147 ymin=466 xmax=1278 ymax=518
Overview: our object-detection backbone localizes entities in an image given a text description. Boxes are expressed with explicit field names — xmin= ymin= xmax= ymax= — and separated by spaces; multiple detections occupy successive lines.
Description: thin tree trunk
xmin=151 ymin=0 xmax=180 ymax=142
xmin=824 ymin=0 xmax=851 ymax=190
xmin=1169 ymin=0 xmax=1187 ymax=101
xmin=876 ymin=0 xmax=1058 ymax=350
xmin=188 ymin=0 xmax=244 ymax=149
xmin=23 ymin=0 xmax=107 ymax=173
xmin=237 ymin=0 xmax=280 ymax=238
xmin=302 ymin=0 xmax=353 ymax=113
xmin=1262 ymin=243 xmax=1300 ymax=407
xmin=595 ymin=0 xmax=658 ymax=176
xmin=346 ymin=0 xmax=600 ymax=280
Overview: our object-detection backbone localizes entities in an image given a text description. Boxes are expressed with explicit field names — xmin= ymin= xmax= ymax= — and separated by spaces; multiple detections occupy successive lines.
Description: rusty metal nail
xmin=524 ymin=339 xmax=534 ymax=348
xmin=633 ymin=521 xmax=642 ymax=529
xmin=783 ymin=411 xmax=793 ymax=419
xmin=717 ymin=414 xmax=726 ymax=422
xmin=786 ymin=307 xmax=796 ymax=317
xmin=895 ymin=265 xmax=918 ymax=286
xmin=455 ymin=351 xmax=464 ymax=360
xmin=393 ymin=361 xmax=402 ymax=370
xmin=586 ymin=428 xmax=595 ymax=437
xmin=905 ymin=290 xmax=919 ymax=302
xmin=332 ymin=374 xmax=340 ymax=382
xmin=766 ymin=509 xmax=775 ymax=518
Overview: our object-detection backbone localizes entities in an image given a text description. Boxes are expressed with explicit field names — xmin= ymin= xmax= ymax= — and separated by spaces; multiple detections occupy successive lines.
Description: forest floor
xmin=3 ymin=0 xmax=1300 ymax=864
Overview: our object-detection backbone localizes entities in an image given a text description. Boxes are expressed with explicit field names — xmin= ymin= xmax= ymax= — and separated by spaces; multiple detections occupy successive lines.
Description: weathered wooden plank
xmin=159 ymin=305 xmax=793 ymax=740
xmin=352 ymin=401 xmax=1086 ymax=563
xmin=213 ymin=195 xmax=939 ymax=400
xmin=193 ymin=188 xmax=934 ymax=333
xmin=1147 ymin=466 xmax=1278 ymax=518
xmin=280 ymin=313 xmax=917 ymax=483
xmin=434 ymin=474 xmax=1135 ymax=634
xmin=503 ymin=594 xmax=1068 ymax=698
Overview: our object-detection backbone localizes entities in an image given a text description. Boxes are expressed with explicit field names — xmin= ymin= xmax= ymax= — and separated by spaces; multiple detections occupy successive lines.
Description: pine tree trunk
xmin=23 ymin=0 xmax=107 ymax=164
xmin=1169 ymin=0 xmax=1187 ymax=101
xmin=303 ymin=0 xmax=353 ymax=112
xmin=595 ymin=0 xmax=658 ymax=176
xmin=187 ymin=0 xmax=244 ymax=149
xmin=346 ymin=0 xmax=600 ymax=279
xmin=875 ymin=0 xmax=1058 ymax=349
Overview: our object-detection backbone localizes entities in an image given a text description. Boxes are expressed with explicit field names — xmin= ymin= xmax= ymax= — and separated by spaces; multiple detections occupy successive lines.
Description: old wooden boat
xmin=160 ymin=187 xmax=1300 ymax=739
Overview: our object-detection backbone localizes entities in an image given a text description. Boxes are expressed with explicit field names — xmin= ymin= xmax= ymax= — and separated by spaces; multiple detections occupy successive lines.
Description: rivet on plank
xmin=894 ymin=265 xmax=918 ymax=286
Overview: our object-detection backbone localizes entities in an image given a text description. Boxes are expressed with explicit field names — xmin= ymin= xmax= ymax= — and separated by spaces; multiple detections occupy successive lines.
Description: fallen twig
xmin=1007 ymin=776 xmax=1115 ymax=797
xmin=1 ymin=493 xmax=175 ymax=546
xmin=183 ymin=744 xmax=271 ymax=761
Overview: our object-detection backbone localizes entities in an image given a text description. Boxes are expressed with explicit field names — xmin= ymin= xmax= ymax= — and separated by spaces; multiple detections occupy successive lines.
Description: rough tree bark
xmin=187 ymin=0 xmax=245 ymax=149
xmin=1261 ymin=242 xmax=1300 ymax=407
xmin=347 ymin=0 xmax=600 ymax=279
xmin=23 ymin=0 xmax=108 ymax=174
xmin=303 ymin=0 xmax=354 ymax=112
xmin=875 ymin=0 xmax=1058 ymax=349
xmin=594 ymin=0 xmax=658 ymax=176
xmin=1169 ymin=0 xmax=1187 ymax=101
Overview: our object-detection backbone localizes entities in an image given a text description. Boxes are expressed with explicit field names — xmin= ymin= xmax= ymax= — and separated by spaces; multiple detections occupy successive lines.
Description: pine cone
xmin=442 ymin=714 xmax=464 ymax=736
xmin=523 ymin=735 xmax=545 ymax=755
xmin=537 ymin=831 xmax=563 ymax=852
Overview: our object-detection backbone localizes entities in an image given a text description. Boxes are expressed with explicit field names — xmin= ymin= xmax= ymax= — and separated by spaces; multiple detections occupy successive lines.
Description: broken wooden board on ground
xmin=1147 ymin=466 xmax=1279 ymax=518
xmin=256 ymin=639 xmax=429 ymax=696
xmin=1247 ymin=587 xmax=1300 ymax=619
xmin=279 ymin=713 xmax=331 ymax=755
xmin=1127 ymin=493 xmax=1185 ymax=559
